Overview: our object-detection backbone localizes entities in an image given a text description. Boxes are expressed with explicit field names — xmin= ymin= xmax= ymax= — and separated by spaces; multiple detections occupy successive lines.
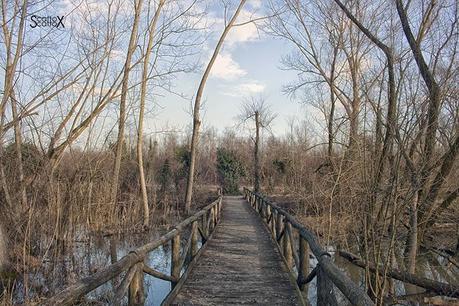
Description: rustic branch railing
xmin=244 ymin=188 xmax=374 ymax=306
xmin=46 ymin=197 xmax=223 ymax=306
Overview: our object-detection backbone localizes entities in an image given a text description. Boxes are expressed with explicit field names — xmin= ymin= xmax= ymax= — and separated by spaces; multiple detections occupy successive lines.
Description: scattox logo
xmin=30 ymin=15 xmax=65 ymax=29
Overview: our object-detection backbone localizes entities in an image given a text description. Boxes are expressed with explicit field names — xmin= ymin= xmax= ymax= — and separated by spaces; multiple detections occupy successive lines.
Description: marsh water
xmin=16 ymin=229 xmax=459 ymax=305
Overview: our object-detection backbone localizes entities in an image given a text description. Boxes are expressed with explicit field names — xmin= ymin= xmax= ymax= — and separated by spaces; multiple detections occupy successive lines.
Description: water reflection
xmin=18 ymin=232 xmax=459 ymax=305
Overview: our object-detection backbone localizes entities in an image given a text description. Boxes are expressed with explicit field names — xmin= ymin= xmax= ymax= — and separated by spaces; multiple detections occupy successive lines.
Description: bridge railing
xmin=46 ymin=196 xmax=222 ymax=306
xmin=244 ymin=188 xmax=374 ymax=306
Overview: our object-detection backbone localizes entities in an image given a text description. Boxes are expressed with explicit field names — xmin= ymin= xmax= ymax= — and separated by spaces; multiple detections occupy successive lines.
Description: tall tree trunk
xmin=110 ymin=0 xmax=144 ymax=214
xmin=0 ymin=0 xmax=28 ymax=214
xmin=11 ymin=92 xmax=27 ymax=208
xmin=405 ymin=191 xmax=418 ymax=295
xmin=348 ymin=59 xmax=360 ymax=155
xmin=395 ymin=0 xmax=446 ymax=261
xmin=332 ymin=0 xmax=397 ymax=193
xmin=328 ymin=46 xmax=339 ymax=159
xmin=184 ymin=0 xmax=247 ymax=213
xmin=137 ymin=0 xmax=165 ymax=227
xmin=254 ymin=111 xmax=260 ymax=193
xmin=333 ymin=1 xmax=398 ymax=300
xmin=395 ymin=0 xmax=441 ymax=168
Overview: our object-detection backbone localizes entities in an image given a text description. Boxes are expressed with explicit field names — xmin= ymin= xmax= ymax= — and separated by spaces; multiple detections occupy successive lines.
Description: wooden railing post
xmin=128 ymin=262 xmax=145 ymax=306
xmin=211 ymin=205 xmax=216 ymax=230
xmin=208 ymin=208 xmax=214 ymax=232
xmin=317 ymin=264 xmax=338 ymax=306
xmin=283 ymin=221 xmax=293 ymax=269
xmin=191 ymin=221 xmax=198 ymax=257
xmin=276 ymin=212 xmax=283 ymax=242
xmin=271 ymin=209 xmax=277 ymax=239
xmin=202 ymin=212 xmax=208 ymax=238
xmin=218 ymin=198 xmax=222 ymax=220
xmin=263 ymin=201 xmax=268 ymax=222
xmin=171 ymin=234 xmax=181 ymax=288
xmin=260 ymin=199 xmax=265 ymax=219
xmin=298 ymin=235 xmax=309 ymax=292
xmin=266 ymin=204 xmax=271 ymax=226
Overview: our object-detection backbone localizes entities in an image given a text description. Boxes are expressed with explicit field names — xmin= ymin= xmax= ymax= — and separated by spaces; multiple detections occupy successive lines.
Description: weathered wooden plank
xmin=172 ymin=196 xmax=303 ymax=305
xmin=161 ymin=219 xmax=220 ymax=305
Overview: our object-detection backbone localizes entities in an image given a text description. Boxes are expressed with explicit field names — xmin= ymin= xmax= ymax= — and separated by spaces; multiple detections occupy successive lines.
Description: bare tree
xmin=137 ymin=0 xmax=166 ymax=227
xmin=184 ymin=0 xmax=248 ymax=213
xmin=110 ymin=0 xmax=145 ymax=212
xmin=238 ymin=96 xmax=276 ymax=193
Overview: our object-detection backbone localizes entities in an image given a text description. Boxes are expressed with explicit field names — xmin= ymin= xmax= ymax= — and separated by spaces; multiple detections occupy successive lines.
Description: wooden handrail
xmin=46 ymin=197 xmax=223 ymax=306
xmin=244 ymin=188 xmax=374 ymax=306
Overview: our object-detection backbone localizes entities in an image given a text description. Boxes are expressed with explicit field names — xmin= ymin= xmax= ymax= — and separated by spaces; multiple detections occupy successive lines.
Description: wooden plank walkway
xmin=172 ymin=195 xmax=302 ymax=305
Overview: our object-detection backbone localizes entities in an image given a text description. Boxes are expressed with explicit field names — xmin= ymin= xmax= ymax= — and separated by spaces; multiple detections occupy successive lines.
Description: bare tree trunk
xmin=328 ymin=45 xmax=339 ymax=160
xmin=137 ymin=0 xmax=165 ymax=227
xmin=254 ymin=111 xmax=260 ymax=193
xmin=333 ymin=0 xmax=397 ymax=198
xmin=395 ymin=0 xmax=441 ymax=168
xmin=395 ymin=0 xmax=454 ymax=243
xmin=405 ymin=193 xmax=418 ymax=293
xmin=110 ymin=0 xmax=144 ymax=214
xmin=348 ymin=58 xmax=360 ymax=154
xmin=404 ymin=191 xmax=419 ymax=296
xmin=11 ymin=92 xmax=27 ymax=208
xmin=333 ymin=1 xmax=398 ymax=300
xmin=0 ymin=0 xmax=28 ymax=213
xmin=184 ymin=0 xmax=247 ymax=213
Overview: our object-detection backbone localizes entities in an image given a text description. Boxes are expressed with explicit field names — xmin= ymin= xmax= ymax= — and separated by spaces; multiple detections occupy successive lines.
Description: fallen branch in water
xmin=338 ymin=250 xmax=459 ymax=298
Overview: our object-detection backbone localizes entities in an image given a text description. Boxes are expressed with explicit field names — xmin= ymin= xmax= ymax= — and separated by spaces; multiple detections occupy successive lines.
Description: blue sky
xmin=147 ymin=0 xmax=317 ymax=137
xmin=12 ymin=0 xmax=324 ymax=146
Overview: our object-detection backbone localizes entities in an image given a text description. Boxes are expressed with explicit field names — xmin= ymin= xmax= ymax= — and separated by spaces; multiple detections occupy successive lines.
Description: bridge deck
xmin=172 ymin=196 xmax=301 ymax=305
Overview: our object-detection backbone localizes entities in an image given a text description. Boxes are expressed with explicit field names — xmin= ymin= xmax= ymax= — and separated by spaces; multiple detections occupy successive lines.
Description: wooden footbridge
xmin=46 ymin=189 xmax=374 ymax=306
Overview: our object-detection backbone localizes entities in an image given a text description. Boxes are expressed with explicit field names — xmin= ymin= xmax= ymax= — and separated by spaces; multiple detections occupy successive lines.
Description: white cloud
xmin=222 ymin=81 xmax=266 ymax=97
xmin=239 ymin=82 xmax=265 ymax=94
xmin=210 ymin=53 xmax=247 ymax=80
xmin=226 ymin=9 xmax=261 ymax=46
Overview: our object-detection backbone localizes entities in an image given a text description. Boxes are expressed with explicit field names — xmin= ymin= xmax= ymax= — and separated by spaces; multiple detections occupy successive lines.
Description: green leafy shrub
xmin=216 ymin=148 xmax=245 ymax=195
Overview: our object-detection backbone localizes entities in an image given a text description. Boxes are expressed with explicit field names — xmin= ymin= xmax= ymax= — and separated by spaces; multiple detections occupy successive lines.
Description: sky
xmin=7 ymin=0 xmax=324 ymax=146
xmin=144 ymin=0 xmax=319 ymax=138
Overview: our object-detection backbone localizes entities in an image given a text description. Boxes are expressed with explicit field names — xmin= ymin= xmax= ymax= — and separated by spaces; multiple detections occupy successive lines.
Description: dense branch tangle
xmin=244 ymin=188 xmax=375 ymax=306
xmin=46 ymin=197 xmax=222 ymax=306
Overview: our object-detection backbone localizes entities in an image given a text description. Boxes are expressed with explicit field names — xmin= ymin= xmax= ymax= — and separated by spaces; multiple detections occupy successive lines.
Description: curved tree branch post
xmin=137 ymin=0 xmax=166 ymax=227
xmin=184 ymin=0 xmax=248 ymax=213
xmin=110 ymin=0 xmax=144 ymax=217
